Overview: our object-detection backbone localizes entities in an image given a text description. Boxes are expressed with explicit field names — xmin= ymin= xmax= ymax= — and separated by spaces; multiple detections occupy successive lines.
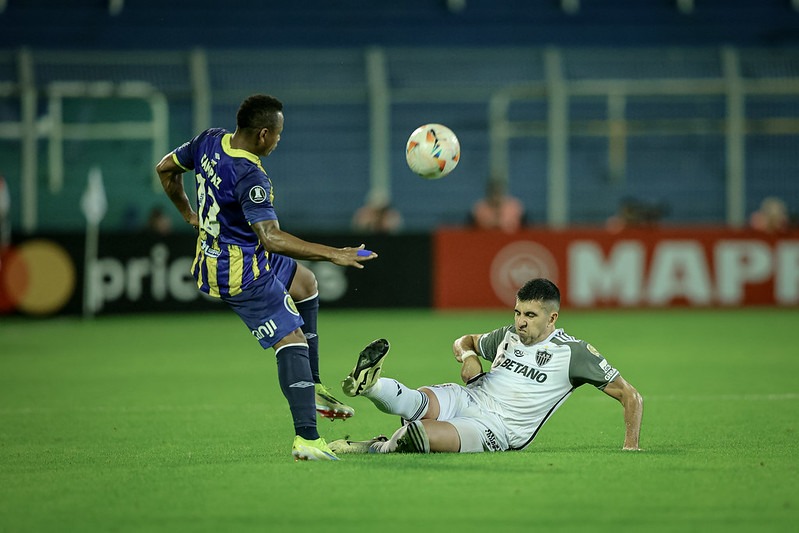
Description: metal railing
xmin=1 ymin=46 xmax=798 ymax=232
xmin=488 ymin=47 xmax=799 ymax=228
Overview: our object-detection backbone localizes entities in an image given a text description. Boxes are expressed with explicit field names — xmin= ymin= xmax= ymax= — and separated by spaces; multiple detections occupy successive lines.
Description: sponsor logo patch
xmin=251 ymin=319 xmax=278 ymax=340
xmin=599 ymin=359 xmax=617 ymax=380
xmin=484 ymin=429 xmax=501 ymax=452
xmin=499 ymin=358 xmax=548 ymax=382
xmin=284 ymin=294 xmax=300 ymax=316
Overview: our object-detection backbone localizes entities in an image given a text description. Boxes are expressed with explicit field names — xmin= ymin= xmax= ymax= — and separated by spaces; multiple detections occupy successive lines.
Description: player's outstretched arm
xmin=252 ymin=219 xmax=377 ymax=268
xmin=155 ymin=154 xmax=198 ymax=229
xmin=602 ymin=375 xmax=643 ymax=451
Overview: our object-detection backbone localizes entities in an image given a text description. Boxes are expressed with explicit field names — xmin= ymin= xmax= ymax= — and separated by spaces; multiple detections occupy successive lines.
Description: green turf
xmin=1 ymin=308 xmax=797 ymax=532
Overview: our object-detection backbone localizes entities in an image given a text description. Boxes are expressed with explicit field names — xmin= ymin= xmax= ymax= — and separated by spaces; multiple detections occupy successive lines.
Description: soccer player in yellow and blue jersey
xmin=156 ymin=94 xmax=377 ymax=460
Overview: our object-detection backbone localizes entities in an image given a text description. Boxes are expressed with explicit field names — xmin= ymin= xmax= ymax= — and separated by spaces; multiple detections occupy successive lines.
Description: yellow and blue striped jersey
xmin=172 ymin=128 xmax=276 ymax=298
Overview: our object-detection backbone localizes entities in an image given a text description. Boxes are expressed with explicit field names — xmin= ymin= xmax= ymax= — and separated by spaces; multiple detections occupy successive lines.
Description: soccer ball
xmin=405 ymin=123 xmax=460 ymax=180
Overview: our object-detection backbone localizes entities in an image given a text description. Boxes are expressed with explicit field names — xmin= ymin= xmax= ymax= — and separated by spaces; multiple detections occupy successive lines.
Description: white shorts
xmin=421 ymin=383 xmax=508 ymax=453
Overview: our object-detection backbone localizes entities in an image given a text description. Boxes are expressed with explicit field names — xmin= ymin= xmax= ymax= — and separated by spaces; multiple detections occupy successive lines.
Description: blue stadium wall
xmin=2 ymin=0 xmax=798 ymax=49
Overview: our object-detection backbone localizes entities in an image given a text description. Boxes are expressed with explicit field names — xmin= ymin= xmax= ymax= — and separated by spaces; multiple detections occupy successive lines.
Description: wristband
xmin=460 ymin=350 xmax=478 ymax=362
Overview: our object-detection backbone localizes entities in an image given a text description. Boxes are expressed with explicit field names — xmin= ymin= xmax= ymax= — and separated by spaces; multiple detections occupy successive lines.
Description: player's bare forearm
xmin=602 ymin=376 xmax=643 ymax=451
xmin=156 ymin=154 xmax=197 ymax=227
xmin=252 ymin=220 xmax=377 ymax=267
xmin=453 ymin=334 xmax=483 ymax=382
xmin=460 ymin=357 xmax=483 ymax=383
xmin=620 ymin=389 xmax=643 ymax=450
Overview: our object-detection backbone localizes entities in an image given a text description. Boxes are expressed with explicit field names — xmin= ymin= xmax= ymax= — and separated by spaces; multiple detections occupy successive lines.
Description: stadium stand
xmin=0 ymin=1 xmax=797 ymax=232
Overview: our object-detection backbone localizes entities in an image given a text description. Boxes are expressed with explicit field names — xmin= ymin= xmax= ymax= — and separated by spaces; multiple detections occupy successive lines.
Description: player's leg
xmin=419 ymin=385 xmax=506 ymax=452
xmin=421 ymin=420 xmax=461 ymax=452
xmin=272 ymin=330 xmax=318 ymax=441
xmin=333 ymin=419 xmax=458 ymax=454
xmin=222 ymin=276 xmax=337 ymax=460
xmin=333 ymin=377 xmax=499 ymax=454
xmin=358 ymin=378 xmax=436 ymax=421
xmin=372 ymin=385 xmax=472 ymax=452
xmin=285 ymin=263 xmax=320 ymax=380
xmin=343 ymin=339 xmax=442 ymax=420
xmin=281 ymin=259 xmax=353 ymax=420
xmin=367 ymin=416 xmax=493 ymax=454
xmin=273 ymin=331 xmax=338 ymax=461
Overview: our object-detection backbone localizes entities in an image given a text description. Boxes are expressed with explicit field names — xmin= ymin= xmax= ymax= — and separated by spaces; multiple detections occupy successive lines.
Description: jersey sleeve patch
xmin=248 ymin=185 xmax=268 ymax=203
xmin=586 ymin=343 xmax=602 ymax=357
xmin=568 ymin=340 xmax=620 ymax=389
xmin=235 ymin=169 xmax=277 ymax=224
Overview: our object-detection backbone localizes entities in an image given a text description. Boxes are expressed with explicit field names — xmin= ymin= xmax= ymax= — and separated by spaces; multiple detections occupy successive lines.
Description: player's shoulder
xmin=203 ymin=127 xmax=228 ymax=139
xmin=550 ymin=329 xmax=592 ymax=354
xmin=477 ymin=324 xmax=514 ymax=360
xmin=189 ymin=127 xmax=227 ymax=145
xmin=551 ymin=329 xmax=609 ymax=361
xmin=485 ymin=324 xmax=516 ymax=344
xmin=180 ymin=128 xmax=226 ymax=155
xmin=550 ymin=328 xmax=582 ymax=346
xmin=486 ymin=324 xmax=515 ymax=341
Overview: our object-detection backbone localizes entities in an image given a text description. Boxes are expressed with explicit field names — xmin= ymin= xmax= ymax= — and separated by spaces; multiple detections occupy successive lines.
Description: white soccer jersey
xmin=472 ymin=326 xmax=620 ymax=450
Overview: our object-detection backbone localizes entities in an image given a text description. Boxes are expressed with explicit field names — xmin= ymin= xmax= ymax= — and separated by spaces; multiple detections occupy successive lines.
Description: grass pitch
xmin=1 ymin=308 xmax=797 ymax=532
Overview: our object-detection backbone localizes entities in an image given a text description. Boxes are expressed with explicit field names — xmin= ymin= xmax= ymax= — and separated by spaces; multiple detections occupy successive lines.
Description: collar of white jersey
xmin=221 ymin=133 xmax=261 ymax=164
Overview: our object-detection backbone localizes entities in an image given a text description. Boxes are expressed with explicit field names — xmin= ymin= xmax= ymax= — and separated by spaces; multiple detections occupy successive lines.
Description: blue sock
xmin=275 ymin=344 xmax=318 ymax=440
xmin=295 ymin=295 xmax=320 ymax=383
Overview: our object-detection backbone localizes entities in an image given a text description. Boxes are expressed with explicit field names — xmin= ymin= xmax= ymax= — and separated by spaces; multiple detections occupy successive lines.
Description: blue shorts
xmin=222 ymin=253 xmax=304 ymax=349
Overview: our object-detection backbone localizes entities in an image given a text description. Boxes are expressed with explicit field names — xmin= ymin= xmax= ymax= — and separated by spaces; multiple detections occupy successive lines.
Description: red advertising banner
xmin=434 ymin=227 xmax=799 ymax=309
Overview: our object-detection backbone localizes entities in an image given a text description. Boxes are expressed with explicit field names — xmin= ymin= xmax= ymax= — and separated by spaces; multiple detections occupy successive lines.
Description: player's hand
xmin=184 ymin=211 xmax=199 ymax=230
xmin=334 ymin=244 xmax=378 ymax=269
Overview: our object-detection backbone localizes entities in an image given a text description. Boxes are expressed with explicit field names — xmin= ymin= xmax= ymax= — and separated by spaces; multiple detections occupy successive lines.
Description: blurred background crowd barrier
xmin=1 ymin=45 xmax=798 ymax=232
xmin=0 ymin=0 xmax=797 ymax=315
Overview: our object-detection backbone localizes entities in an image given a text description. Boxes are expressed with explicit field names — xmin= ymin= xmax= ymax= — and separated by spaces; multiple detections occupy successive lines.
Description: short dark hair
xmin=236 ymin=94 xmax=283 ymax=131
xmin=517 ymin=278 xmax=560 ymax=310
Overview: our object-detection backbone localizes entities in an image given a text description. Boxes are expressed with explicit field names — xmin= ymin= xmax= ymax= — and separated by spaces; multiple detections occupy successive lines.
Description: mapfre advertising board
xmin=434 ymin=228 xmax=799 ymax=308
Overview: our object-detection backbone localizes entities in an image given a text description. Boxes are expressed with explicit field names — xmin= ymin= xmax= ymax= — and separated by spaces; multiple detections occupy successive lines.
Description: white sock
xmin=363 ymin=378 xmax=429 ymax=421
xmin=371 ymin=421 xmax=430 ymax=454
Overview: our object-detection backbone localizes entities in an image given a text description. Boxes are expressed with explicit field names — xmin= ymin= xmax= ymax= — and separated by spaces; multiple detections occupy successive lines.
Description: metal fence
xmin=1 ymin=45 xmax=797 ymax=233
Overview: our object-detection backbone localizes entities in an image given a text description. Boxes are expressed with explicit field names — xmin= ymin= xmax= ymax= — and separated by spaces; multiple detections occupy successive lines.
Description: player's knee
xmin=290 ymin=264 xmax=318 ymax=300
xmin=274 ymin=328 xmax=308 ymax=350
xmin=418 ymin=387 xmax=440 ymax=419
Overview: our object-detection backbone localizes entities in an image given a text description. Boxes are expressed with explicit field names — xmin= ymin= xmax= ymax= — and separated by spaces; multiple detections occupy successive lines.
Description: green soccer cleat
xmin=328 ymin=435 xmax=388 ymax=454
xmin=341 ymin=338 xmax=391 ymax=397
xmin=291 ymin=436 xmax=339 ymax=461
xmin=315 ymin=383 xmax=355 ymax=420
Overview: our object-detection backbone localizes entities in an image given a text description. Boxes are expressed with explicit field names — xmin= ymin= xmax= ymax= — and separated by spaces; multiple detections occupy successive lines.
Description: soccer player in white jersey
xmin=331 ymin=278 xmax=643 ymax=454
